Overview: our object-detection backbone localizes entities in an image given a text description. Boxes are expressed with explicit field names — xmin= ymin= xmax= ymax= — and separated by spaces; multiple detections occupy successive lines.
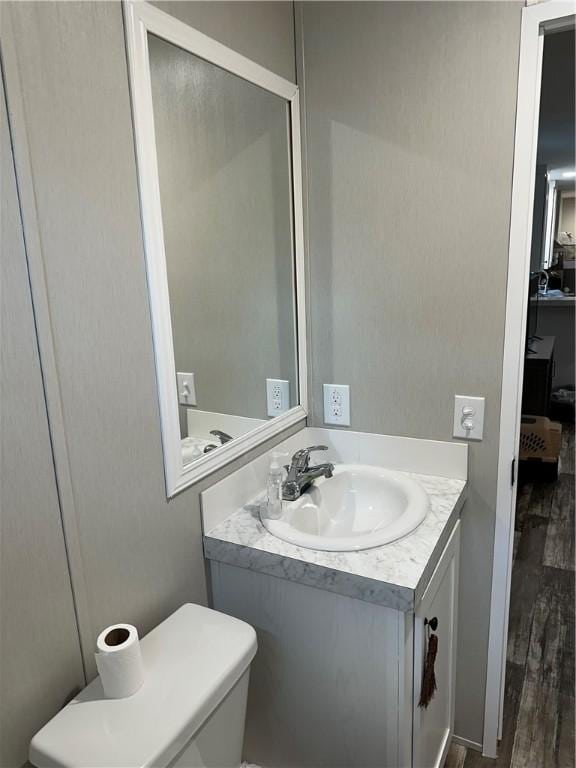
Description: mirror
xmin=125 ymin=2 xmax=307 ymax=495
xmin=148 ymin=34 xmax=298 ymax=460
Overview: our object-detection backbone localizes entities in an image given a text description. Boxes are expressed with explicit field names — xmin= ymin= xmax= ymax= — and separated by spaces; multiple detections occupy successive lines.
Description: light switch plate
xmin=177 ymin=372 xmax=197 ymax=406
xmin=323 ymin=384 xmax=350 ymax=426
xmin=266 ymin=378 xmax=290 ymax=416
xmin=453 ymin=395 xmax=485 ymax=440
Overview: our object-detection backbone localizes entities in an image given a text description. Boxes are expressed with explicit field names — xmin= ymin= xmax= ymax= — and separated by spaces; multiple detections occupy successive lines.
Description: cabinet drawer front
xmin=413 ymin=521 xmax=460 ymax=768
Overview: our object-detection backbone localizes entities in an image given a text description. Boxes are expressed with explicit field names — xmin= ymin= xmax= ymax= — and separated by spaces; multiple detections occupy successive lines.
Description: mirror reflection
xmin=148 ymin=34 xmax=299 ymax=465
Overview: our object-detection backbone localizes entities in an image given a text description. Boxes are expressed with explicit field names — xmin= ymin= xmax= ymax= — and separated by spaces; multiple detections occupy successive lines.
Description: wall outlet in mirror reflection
xmin=266 ymin=379 xmax=290 ymax=416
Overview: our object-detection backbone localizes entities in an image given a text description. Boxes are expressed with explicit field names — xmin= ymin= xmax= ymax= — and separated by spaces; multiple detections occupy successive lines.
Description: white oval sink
xmin=261 ymin=464 xmax=429 ymax=552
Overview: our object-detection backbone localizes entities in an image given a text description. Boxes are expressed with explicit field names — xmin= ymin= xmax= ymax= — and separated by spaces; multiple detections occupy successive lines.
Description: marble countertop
xmin=204 ymin=472 xmax=466 ymax=612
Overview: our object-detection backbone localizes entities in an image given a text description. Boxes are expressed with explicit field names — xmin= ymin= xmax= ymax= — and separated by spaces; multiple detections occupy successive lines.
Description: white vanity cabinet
xmin=209 ymin=521 xmax=461 ymax=768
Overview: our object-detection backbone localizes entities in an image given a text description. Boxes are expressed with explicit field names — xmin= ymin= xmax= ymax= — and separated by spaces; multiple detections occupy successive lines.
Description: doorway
xmin=502 ymin=24 xmax=575 ymax=766
xmin=483 ymin=3 xmax=576 ymax=762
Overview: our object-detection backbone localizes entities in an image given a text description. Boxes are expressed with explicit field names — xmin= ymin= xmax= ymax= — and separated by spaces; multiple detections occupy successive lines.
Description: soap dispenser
xmin=265 ymin=452 xmax=285 ymax=520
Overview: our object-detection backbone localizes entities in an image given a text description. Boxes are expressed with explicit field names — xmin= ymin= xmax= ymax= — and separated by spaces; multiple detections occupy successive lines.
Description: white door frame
xmin=483 ymin=2 xmax=575 ymax=758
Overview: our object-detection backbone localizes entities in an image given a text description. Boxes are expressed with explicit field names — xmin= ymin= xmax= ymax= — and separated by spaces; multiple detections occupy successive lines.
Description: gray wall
xmin=299 ymin=1 xmax=522 ymax=745
xmin=0 ymin=63 xmax=85 ymax=768
xmin=2 ymin=0 xmax=525 ymax=756
xmin=1 ymin=3 xmax=298 ymax=762
xmin=148 ymin=34 xmax=297 ymax=421
xmin=537 ymin=29 xmax=575 ymax=169
xmin=152 ymin=1 xmax=295 ymax=83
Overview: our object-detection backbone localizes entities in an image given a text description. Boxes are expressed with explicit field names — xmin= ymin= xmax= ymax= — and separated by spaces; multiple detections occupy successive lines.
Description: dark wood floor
xmin=446 ymin=422 xmax=575 ymax=768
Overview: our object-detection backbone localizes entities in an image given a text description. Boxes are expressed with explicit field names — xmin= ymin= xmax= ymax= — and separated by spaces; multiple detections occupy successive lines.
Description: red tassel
xmin=418 ymin=633 xmax=438 ymax=709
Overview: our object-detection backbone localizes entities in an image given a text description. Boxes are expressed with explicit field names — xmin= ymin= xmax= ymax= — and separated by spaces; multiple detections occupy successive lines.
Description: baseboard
xmin=452 ymin=735 xmax=483 ymax=753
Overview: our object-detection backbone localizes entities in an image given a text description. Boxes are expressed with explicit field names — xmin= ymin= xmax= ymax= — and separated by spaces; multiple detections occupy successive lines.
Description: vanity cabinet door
xmin=412 ymin=521 xmax=460 ymax=768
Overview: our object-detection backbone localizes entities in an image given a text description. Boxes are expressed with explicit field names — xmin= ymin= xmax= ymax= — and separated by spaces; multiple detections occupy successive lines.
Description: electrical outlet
xmin=453 ymin=395 xmax=485 ymax=440
xmin=177 ymin=372 xmax=197 ymax=406
xmin=323 ymin=384 xmax=350 ymax=426
xmin=266 ymin=378 xmax=290 ymax=416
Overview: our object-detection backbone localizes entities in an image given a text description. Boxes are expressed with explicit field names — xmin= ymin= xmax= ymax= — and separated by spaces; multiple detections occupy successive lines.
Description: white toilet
xmin=29 ymin=604 xmax=257 ymax=768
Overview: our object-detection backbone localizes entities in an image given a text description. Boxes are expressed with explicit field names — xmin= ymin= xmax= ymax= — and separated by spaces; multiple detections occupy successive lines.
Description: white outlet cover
xmin=323 ymin=384 xmax=350 ymax=426
xmin=453 ymin=395 xmax=485 ymax=440
xmin=266 ymin=378 xmax=290 ymax=417
xmin=177 ymin=372 xmax=197 ymax=406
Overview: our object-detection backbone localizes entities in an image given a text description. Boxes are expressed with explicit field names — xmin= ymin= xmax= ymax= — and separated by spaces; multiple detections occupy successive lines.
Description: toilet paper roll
xmin=95 ymin=624 xmax=144 ymax=699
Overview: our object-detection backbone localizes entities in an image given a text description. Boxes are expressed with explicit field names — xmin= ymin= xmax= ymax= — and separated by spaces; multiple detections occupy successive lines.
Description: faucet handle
xmin=210 ymin=429 xmax=233 ymax=445
xmin=291 ymin=445 xmax=329 ymax=470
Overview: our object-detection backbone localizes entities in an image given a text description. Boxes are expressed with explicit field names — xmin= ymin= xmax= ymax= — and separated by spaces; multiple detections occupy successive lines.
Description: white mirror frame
xmin=124 ymin=1 xmax=308 ymax=497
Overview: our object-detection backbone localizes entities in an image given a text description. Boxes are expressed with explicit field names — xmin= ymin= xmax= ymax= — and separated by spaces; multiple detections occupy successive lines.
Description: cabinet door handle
xmin=424 ymin=616 xmax=438 ymax=632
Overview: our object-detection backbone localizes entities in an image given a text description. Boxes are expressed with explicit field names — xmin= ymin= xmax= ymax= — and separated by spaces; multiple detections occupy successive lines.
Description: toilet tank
xmin=29 ymin=604 xmax=257 ymax=768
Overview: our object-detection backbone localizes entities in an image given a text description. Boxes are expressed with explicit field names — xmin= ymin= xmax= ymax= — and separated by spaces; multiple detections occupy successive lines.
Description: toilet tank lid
xmin=29 ymin=604 xmax=257 ymax=768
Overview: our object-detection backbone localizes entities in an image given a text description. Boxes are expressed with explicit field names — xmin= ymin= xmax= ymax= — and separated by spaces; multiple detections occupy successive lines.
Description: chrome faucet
xmin=282 ymin=445 xmax=334 ymax=501
xmin=210 ymin=429 xmax=233 ymax=444
xmin=203 ymin=429 xmax=233 ymax=453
